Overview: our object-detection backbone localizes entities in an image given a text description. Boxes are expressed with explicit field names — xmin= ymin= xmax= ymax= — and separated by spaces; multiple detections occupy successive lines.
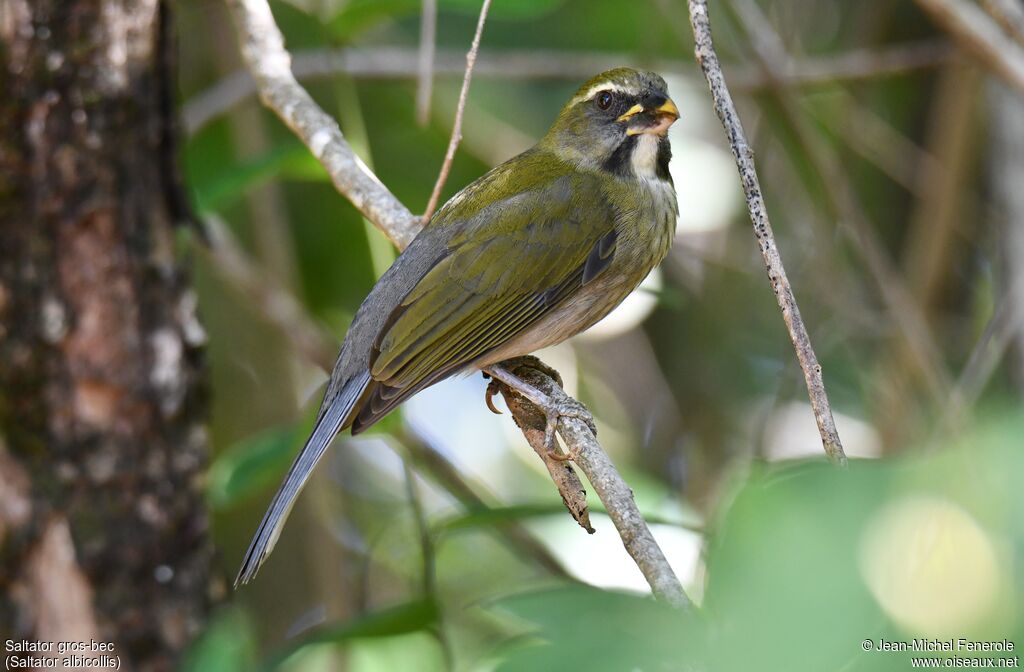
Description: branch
xmin=688 ymin=0 xmax=847 ymax=466
xmin=183 ymin=42 xmax=953 ymax=135
xmin=226 ymin=0 xmax=689 ymax=604
xmin=945 ymin=279 xmax=1024 ymax=424
xmin=489 ymin=358 xmax=689 ymax=608
xmin=729 ymin=39 xmax=954 ymax=90
xmin=226 ymin=0 xmax=420 ymax=249
xmin=982 ymin=0 xmax=1024 ymax=48
xmin=914 ymin=0 xmax=1024 ymax=92
xmin=401 ymin=459 xmax=454 ymax=669
xmin=423 ymin=0 xmax=492 ymax=222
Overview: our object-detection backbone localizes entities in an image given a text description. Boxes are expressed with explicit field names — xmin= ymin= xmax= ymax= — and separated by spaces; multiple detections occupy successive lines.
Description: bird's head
xmin=540 ymin=67 xmax=679 ymax=180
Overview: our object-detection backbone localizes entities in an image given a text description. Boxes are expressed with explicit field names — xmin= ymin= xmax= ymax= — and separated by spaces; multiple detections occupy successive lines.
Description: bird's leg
xmin=541 ymin=396 xmax=594 ymax=462
xmin=484 ymin=361 xmax=596 ymax=462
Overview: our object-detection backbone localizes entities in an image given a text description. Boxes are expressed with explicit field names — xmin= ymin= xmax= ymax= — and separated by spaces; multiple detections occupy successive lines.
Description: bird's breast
xmin=616 ymin=175 xmax=677 ymax=271
xmin=475 ymin=175 xmax=677 ymax=368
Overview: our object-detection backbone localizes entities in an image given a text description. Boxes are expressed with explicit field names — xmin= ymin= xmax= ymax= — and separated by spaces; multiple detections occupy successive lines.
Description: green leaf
xmin=491 ymin=586 xmax=696 ymax=672
xmin=700 ymin=416 xmax=1024 ymax=672
xmin=348 ymin=632 xmax=447 ymax=672
xmin=207 ymin=425 xmax=304 ymax=509
xmin=180 ymin=607 xmax=258 ymax=672
xmin=262 ymin=599 xmax=440 ymax=671
xmin=193 ymin=143 xmax=328 ymax=214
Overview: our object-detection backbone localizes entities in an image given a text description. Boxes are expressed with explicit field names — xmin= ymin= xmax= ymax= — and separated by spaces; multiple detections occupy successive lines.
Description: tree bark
xmin=0 ymin=1 xmax=211 ymax=669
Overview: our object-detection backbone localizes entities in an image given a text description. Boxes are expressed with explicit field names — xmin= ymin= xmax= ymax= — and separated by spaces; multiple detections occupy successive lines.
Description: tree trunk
xmin=0 ymin=1 xmax=211 ymax=669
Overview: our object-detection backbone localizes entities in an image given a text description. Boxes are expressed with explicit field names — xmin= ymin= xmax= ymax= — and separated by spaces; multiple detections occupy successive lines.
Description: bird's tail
xmin=234 ymin=371 xmax=371 ymax=587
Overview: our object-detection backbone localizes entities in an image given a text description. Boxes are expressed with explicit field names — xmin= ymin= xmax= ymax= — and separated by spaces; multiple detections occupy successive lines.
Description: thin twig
xmin=396 ymin=427 xmax=571 ymax=578
xmin=947 ymin=285 xmax=1024 ymax=421
xmin=422 ymin=0 xmax=492 ymax=223
xmin=820 ymin=89 xmax=942 ymax=198
xmin=913 ymin=0 xmax=1024 ymax=92
xmin=199 ymin=216 xmax=339 ymax=371
xmin=688 ymin=0 xmax=847 ymax=466
xmin=730 ymin=39 xmax=954 ymax=90
xmin=927 ymin=273 xmax=1024 ymax=448
xmin=183 ymin=42 xmax=953 ymax=135
xmin=226 ymin=0 xmax=688 ymax=604
xmin=402 ymin=460 xmax=438 ymax=601
xmin=401 ymin=459 xmax=454 ymax=670
xmin=415 ymin=0 xmax=437 ymax=126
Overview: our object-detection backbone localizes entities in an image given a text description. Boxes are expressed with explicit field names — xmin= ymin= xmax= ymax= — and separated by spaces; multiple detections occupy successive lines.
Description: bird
xmin=235 ymin=67 xmax=679 ymax=586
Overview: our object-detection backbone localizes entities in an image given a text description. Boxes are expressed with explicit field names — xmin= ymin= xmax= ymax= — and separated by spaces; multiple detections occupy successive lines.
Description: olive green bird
xmin=236 ymin=68 xmax=679 ymax=586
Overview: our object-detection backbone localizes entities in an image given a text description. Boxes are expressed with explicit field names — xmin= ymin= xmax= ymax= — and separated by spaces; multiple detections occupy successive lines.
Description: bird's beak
xmin=621 ymin=97 xmax=679 ymax=137
xmin=655 ymin=98 xmax=680 ymax=121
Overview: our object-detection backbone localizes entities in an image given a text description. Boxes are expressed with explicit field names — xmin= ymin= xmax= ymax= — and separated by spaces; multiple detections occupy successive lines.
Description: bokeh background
xmin=126 ymin=0 xmax=1024 ymax=668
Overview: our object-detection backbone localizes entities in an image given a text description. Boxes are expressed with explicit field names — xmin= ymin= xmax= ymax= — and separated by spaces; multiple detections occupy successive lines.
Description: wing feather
xmin=357 ymin=175 xmax=620 ymax=430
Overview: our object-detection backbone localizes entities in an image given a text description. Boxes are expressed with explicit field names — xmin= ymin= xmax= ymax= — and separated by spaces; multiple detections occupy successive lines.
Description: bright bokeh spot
xmin=858 ymin=495 xmax=1005 ymax=636
xmin=532 ymin=514 xmax=703 ymax=600
xmin=761 ymin=401 xmax=881 ymax=459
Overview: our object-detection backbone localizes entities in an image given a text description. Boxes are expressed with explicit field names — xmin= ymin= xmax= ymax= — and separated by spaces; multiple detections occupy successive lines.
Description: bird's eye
xmin=596 ymin=91 xmax=613 ymax=110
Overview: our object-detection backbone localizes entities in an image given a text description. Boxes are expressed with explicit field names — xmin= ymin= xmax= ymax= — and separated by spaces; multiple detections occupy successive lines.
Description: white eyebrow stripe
xmin=569 ymin=83 xmax=641 ymax=107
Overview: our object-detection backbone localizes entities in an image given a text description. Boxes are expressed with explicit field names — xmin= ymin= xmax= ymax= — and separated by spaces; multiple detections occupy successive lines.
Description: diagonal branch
xmin=982 ymin=0 xmax=1024 ymax=48
xmin=688 ymin=0 xmax=847 ymax=466
xmin=226 ymin=0 xmax=689 ymax=605
xmin=226 ymin=0 xmax=420 ymax=249
xmin=913 ymin=0 xmax=1024 ymax=92
xmin=490 ymin=358 xmax=689 ymax=608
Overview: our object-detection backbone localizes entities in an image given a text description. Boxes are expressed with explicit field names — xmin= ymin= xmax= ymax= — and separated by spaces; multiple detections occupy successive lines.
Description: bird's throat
xmin=602 ymin=134 xmax=672 ymax=181
xmin=631 ymin=134 xmax=661 ymax=179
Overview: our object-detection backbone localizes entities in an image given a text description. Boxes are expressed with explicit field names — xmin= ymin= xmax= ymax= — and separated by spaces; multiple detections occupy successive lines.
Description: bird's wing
xmin=236 ymin=165 xmax=619 ymax=586
xmin=351 ymin=172 xmax=619 ymax=431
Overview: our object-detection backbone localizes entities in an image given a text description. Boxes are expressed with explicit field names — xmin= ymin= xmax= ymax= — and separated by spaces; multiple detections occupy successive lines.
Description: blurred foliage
xmin=173 ymin=0 xmax=1024 ymax=668
xmin=189 ymin=415 xmax=1024 ymax=671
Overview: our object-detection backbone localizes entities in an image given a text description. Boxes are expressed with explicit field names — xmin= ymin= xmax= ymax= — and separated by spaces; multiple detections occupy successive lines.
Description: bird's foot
xmin=484 ymin=359 xmax=596 ymax=462
xmin=543 ymin=397 xmax=595 ymax=462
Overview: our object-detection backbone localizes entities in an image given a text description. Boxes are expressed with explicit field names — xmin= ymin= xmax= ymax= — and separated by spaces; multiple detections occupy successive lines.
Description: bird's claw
xmin=542 ymin=398 xmax=594 ymax=462
xmin=484 ymin=379 xmax=503 ymax=415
